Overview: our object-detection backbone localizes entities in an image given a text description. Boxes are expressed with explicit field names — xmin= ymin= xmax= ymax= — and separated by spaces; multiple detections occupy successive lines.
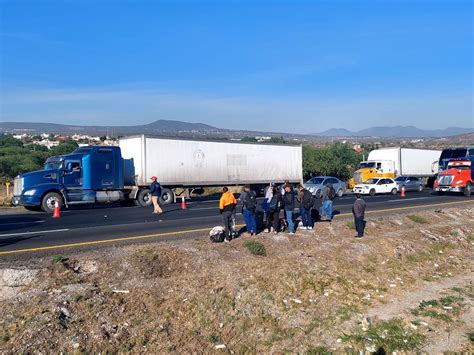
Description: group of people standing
xmin=218 ymin=180 xmax=366 ymax=243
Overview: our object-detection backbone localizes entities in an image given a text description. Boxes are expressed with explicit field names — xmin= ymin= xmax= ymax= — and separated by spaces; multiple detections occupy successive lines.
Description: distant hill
xmin=0 ymin=120 xmax=219 ymax=136
xmin=316 ymin=125 xmax=473 ymax=138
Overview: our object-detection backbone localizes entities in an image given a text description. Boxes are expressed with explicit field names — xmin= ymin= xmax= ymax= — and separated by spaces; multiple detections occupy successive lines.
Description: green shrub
xmin=244 ymin=240 xmax=267 ymax=256
xmin=407 ymin=215 xmax=428 ymax=224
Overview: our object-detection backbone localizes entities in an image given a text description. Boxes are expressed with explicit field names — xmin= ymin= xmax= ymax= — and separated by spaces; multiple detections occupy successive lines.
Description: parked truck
xmin=434 ymin=157 xmax=473 ymax=197
xmin=12 ymin=135 xmax=303 ymax=212
xmin=436 ymin=147 xmax=474 ymax=172
xmin=348 ymin=147 xmax=441 ymax=188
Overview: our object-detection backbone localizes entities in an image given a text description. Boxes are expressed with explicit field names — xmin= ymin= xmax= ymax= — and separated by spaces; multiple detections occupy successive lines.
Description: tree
xmin=0 ymin=135 xmax=23 ymax=147
xmin=48 ymin=141 xmax=79 ymax=157
xmin=302 ymin=143 xmax=362 ymax=181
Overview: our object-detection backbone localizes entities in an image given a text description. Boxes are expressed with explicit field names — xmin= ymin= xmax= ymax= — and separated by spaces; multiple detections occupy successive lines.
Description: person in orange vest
xmin=219 ymin=186 xmax=237 ymax=242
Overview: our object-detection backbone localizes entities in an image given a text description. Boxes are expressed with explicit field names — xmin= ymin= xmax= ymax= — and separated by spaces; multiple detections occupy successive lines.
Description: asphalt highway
xmin=1 ymin=189 xmax=473 ymax=259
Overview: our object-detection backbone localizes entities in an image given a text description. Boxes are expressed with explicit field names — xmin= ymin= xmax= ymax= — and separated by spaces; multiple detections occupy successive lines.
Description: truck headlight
xmin=23 ymin=189 xmax=37 ymax=196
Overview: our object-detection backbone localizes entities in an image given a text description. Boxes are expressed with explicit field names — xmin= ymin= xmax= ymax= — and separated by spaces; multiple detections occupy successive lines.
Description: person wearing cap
xmin=150 ymin=176 xmax=162 ymax=214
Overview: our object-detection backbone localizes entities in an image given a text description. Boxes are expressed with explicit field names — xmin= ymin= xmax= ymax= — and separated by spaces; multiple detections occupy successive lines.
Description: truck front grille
xmin=13 ymin=176 xmax=22 ymax=196
xmin=353 ymin=172 xmax=362 ymax=183
xmin=438 ymin=175 xmax=454 ymax=186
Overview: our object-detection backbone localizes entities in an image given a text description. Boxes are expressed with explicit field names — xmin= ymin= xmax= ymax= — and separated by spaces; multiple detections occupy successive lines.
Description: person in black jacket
xmin=266 ymin=186 xmax=281 ymax=233
xmin=352 ymin=193 xmax=366 ymax=237
xmin=297 ymin=184 xmax=313 ymax=230
xmin=283 ymin=185 xmax=296 ymax=234
xmin=149 ymin=176 xmax=162 ymax=214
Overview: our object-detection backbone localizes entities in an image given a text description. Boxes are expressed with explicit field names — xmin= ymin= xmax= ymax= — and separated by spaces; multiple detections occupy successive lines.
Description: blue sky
xmin=1 ymin=0 xmax=472 ymax=133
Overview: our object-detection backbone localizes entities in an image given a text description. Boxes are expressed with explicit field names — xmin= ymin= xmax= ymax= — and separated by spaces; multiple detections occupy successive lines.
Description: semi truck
xmin=348 ymin=147 xmax=441 ymax=188
xmin=12 ymin=135 xmax=303 ymax=212
xmin=436 ymin=147 xmax=474 ymax=172
xmin=434 ymin=157 xmax=473 ymax=197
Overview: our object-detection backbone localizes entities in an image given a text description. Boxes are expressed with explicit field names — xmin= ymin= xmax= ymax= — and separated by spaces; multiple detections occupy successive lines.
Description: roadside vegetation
xmin=0 ymin=135 xmax=78 ymax=183
xmin=1 ymin=207 xmax=472 ymax=353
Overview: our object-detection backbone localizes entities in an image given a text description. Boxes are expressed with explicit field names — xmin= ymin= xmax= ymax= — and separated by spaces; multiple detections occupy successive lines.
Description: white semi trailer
xmin=349 ymin=147 xmax=441 ymax=188
xmin=120 ymin=135 xmax=303 ymax=204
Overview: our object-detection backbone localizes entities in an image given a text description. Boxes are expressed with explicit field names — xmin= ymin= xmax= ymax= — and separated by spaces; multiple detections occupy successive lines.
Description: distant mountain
xmin=0 ymin=119 xmax=219 ymax=136
xmin=317 ymin=126 xmax=473 ymax=138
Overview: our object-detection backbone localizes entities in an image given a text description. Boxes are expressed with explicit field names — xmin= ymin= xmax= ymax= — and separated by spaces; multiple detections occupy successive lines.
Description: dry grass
xmin=0 ymin=207 xmax=473 ymax=353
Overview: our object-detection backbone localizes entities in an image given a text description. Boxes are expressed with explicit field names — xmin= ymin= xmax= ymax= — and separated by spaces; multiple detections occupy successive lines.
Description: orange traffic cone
xmin=181 ymin=196 xmax=187 ymax=210
xmin=401 ymin=186 xmax=406 ymax=198
xmin=52 ymin=200 xmax=61 ymax=218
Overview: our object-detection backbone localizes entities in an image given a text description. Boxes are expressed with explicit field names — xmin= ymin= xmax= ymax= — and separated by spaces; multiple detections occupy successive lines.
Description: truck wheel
xmin=369 ymin=189 xmax=376 ymax=196
xmin=464 ymin=182 xmax=472 ymax=197
xmin=41 ymin=192 xmax=62 ymax=213
xmin=337 ymin=189 xmax=344 ymax=197
xmin=391 ymin=188 xmax=397 ymax=195
xmin=160 ymin=188 xmax=175 ymax=205
xmin=137 ymin=189 xmax=152 ymax=207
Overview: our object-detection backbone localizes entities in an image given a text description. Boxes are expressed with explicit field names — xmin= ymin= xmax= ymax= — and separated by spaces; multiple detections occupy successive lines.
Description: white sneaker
xmin=301 ymin=226 xmax=307 ymax=230
xmin=289 ymin=232 xmax=295 ymax=235
xmin=270 ymin=227 xmax=274 ymax=233
xmin=307 ymin=226 xmax=313 ymax=230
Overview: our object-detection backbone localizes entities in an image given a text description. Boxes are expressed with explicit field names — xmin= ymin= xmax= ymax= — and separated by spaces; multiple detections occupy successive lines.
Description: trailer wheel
xmin=464 ymin=182 xmax=472 ymax=197
xmin=369 ymin=189 xmax=376 ymax=196
xmin=41 ymin=192 xmax=62 ymax=213
xmin=137 ymin=188 xmax=152 ymax=207
xmin=160 ymin=188 xmax=174 ymax=205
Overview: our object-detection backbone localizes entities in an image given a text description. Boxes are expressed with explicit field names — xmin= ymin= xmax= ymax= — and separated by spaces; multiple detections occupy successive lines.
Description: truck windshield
xmin=44 ymin=160 xmax=61 ymax=170
xmin=360 ymin=162 xmax=376 ymax=168
xmin=448 ymin=164 xmax=470 ymax=170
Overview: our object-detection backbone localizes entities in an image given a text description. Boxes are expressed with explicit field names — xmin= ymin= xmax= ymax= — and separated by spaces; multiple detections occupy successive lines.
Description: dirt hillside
xmin=0 ymin=206 xmax=473 ymax=353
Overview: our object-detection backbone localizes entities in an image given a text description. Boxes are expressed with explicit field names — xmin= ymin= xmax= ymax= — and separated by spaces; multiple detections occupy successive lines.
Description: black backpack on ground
xmin=209 ymin=226 xmax=226 ymax=243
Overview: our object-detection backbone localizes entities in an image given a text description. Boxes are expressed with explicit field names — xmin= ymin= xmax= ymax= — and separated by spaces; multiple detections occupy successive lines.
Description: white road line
xmin=0 ymin=220 xmax=45 ymax=227
xmin=0 ymin=228 xmax=69 ymax=238
xmin=388 ymin=197 xmax=429 ymax=202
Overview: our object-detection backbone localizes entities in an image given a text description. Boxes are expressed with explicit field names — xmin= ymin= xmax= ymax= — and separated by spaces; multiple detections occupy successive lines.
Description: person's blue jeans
xmin=243 ymin=208 xmax=257 ymax=233
xmin=321 ymin=200 xmax=333 ymax=220
xmin=285 ymin=210 xmax=295 ymax=233
xmin=300 ymin=207 xmax=312 ymax=227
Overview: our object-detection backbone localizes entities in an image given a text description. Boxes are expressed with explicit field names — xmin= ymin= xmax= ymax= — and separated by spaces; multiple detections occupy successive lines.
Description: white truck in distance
xmin=120 ymin=135 xmax=303 ymax=205
xmin=349 ymin=147 xmax=441 ymax=188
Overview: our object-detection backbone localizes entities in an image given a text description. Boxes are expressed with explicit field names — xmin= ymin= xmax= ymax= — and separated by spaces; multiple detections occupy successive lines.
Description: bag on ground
xmin=209 ymin=226 xmax=226 ymax=243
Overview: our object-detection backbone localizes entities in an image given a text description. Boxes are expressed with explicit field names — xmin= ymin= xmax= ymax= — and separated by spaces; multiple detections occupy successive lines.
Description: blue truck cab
xmin=12 ymin=146 xmax=126 ymax=212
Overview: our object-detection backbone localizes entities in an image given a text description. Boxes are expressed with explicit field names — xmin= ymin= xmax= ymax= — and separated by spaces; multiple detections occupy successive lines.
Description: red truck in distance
xmin=434 ymin=158 xmax=473 ymax=197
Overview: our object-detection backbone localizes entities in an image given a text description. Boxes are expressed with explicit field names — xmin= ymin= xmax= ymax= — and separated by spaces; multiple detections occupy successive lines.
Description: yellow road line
xmin=0 ymin=200 xmax=472 ymax=255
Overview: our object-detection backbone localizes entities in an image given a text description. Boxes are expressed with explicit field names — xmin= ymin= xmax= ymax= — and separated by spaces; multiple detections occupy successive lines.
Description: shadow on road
xmin=0 ymin=235 xmax=38 ymax=248
xmin=0 ymin=216 xmax=45 ymax=234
